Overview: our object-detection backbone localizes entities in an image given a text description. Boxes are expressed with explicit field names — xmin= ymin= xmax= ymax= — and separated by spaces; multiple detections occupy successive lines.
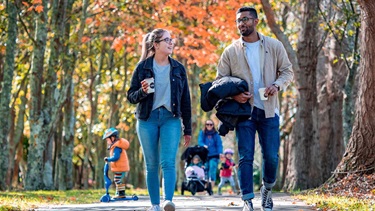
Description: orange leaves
xmin=22 ymin=2 xmax=29 ymax=7
xmin=81 ymin=36 xmax=91 ymax=43
xmin=23 ymin=0 xmax=44 ymax=13
xmin=116 ymin=122 xmax=130 ymax=132
xmin=34 ymin=5 xmax=43 ymax=13
xmin=85 ymin=18 xmax=94 ymax=25
xmin=111 ymin=37 xmax=124 ymax=52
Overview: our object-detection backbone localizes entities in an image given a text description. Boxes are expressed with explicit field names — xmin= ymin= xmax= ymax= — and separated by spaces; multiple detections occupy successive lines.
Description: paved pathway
xmin=36 ymin=193 xmax=315 ymax=211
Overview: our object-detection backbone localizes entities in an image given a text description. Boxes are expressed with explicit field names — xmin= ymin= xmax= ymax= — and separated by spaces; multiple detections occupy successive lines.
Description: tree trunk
xmin=6 ymin=107 xmax=16 ymax=188
xmin=57 ymin=0 xmax=78 ymax=190
xmin=285 ymin=0 xmax=322 ymax=190
xmin=26 ymin=0 xmax=69 ymax=190
xmin=60 ymin=80 xmax=75 ymax=190
xmin=26 ymin=0 xmax=50 ymax=190
xmin=95 ymin=47 xmax=115 ymax=189
xmin=317 ymin=35 xmax=346 ymax=181
xmin=261 ymin=0 xmax=323 ymax=190
xmin=0 ymin=0 xmax=18 ymax=191
xmin=333 ymin=0 xmax=375 ymax=177
xmin=9 ymin=94 xmax=27 ymax=188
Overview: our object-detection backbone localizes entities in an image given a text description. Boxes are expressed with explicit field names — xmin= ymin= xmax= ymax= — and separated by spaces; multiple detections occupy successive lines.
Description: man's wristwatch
xmin=273 ymin=84 xmax=280 ymax=91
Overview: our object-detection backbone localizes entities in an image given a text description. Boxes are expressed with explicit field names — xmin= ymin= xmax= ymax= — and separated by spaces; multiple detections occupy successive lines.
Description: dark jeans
xmin=236 ymin=107 xmax=280 ymax=200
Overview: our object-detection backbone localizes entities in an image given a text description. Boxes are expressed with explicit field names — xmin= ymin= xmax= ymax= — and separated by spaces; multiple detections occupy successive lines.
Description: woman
xmin=197 ymin=119 xmax=223 ymax=190
xmin=127 ymin=28 xmax=191 ymax=211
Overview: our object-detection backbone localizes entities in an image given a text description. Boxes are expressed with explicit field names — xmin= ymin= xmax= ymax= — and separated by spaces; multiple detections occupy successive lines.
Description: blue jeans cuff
xmin=241 ymin=192 xmax=255 ymax=201
xmin=263 ymin=180 xmax=276 ymax=189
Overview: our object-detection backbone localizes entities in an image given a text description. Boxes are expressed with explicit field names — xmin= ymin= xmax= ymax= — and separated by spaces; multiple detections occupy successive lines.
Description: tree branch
xmin=260 ymin=0 xmax=300 ymax=73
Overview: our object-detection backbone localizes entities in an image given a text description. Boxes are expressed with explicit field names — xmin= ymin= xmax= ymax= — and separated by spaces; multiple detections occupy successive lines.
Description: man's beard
xmin=240 ymin=27 xmax=254 ymax=37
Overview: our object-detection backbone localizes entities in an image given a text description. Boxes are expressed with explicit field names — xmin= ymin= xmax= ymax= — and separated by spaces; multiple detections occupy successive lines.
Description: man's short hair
xmin=236 ymin=6 xmax=258 ymax=19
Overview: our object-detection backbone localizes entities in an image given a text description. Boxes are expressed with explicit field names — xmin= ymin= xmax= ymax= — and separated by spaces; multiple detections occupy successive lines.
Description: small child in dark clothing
xmin=218 ymin=148 xmax=237 ymax=195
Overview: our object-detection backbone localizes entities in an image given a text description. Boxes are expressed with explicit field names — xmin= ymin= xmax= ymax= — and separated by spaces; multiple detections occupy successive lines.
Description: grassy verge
xmin=0 ymin=189 xmax=146 ymax=211
xmin=295 ymin=191 xmax=375 ymax=211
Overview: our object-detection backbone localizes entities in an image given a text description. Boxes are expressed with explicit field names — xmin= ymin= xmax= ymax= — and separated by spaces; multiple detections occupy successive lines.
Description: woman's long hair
xmin=139 ymin=28 xmax=167 ymax=62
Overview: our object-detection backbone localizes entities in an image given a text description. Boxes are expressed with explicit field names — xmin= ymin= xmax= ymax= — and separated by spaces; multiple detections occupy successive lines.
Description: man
xmin=216 ymin=6 xmax=294 ymax=211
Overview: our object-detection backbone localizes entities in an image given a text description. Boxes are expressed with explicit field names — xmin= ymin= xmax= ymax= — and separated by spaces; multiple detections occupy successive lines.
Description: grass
xmin=0 ymin=188 xmax=147 ymax=211
xmin=294 ymin=191 xmax=375 ymax=211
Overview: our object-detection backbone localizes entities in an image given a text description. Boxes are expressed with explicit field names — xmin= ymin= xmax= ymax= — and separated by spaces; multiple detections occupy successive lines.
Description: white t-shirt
xmin=244 ymin=40 xmax=265 ymax=110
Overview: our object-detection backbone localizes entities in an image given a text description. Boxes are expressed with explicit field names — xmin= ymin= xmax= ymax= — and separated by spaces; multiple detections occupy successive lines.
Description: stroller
xmin=180 ymin=145 xmax=213 ymax=196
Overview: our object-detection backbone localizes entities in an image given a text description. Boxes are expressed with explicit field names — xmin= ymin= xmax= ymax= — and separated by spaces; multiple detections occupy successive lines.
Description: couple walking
xmin=126 ymin=6 xmax=293 ymax=211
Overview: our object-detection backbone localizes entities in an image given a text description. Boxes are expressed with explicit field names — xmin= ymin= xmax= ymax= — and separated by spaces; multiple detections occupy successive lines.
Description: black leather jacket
xmin=127 ymin=56 xmax=192 ymax=135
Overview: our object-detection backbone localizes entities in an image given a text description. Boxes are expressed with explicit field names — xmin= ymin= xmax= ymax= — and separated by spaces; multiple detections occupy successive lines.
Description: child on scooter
xmin=102 ymin=127 xmax=130 ymax=199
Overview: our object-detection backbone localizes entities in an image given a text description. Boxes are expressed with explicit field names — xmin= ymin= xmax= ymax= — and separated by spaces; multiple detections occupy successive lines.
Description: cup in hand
xmin=144 ymin=78 xmax=155 ymax=93
xmin=258 ymin=87 xmax=268 ymax=100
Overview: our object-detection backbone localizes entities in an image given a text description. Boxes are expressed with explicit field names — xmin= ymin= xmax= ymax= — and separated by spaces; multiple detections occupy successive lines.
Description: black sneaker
xmin=261 ymin=186 xmax=273 ymax=211
xmin=242 ymin=199 xmax=254 ymax=211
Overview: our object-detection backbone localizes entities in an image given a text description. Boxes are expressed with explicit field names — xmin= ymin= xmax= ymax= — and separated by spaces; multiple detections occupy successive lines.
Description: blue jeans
xmin=136 ymin=107 xmax=182 ymax=205
xmin=236 ymin=107 xmax=280 ymax=200
xmin=205 ymin=158 xmax=219 ymax=182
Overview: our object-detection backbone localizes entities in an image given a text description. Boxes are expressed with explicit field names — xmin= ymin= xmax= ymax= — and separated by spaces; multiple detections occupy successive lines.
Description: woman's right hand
xmin=183 ymin=135 xmax=191 ymax=147
xmin=141 ymin=80 xmax=149 ymax=93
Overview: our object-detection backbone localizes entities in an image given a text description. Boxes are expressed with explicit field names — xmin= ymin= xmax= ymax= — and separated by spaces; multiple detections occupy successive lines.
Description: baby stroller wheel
xmin=190 ymin=182 xmax=197 ymax=195
xmin=206 ymin=182 xmax=213 ymax=195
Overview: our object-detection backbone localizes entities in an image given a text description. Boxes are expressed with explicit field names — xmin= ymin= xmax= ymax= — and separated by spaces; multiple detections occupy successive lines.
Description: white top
xmin=244 ymin=40 xmax=265 ymax=110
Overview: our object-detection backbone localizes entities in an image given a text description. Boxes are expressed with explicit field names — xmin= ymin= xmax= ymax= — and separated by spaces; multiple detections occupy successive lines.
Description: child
xmin=102 ymin=127 xmax=130 ymax=199
xmin=185 ymin=155 xmax=205 ymax=180
xmin=218 ymin=148 xmax=237 ymax=195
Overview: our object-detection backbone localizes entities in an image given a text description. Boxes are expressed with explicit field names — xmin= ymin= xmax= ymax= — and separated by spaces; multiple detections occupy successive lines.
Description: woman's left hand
xmin=183 ymin=135 xmax=191 ymax=147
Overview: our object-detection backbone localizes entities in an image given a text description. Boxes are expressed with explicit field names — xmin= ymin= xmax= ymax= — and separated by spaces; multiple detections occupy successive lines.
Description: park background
xmin=0 ymin=0 xmax=374 ymax=209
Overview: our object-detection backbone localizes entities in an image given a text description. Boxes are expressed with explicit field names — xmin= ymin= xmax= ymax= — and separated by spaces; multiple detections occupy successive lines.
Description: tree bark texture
xmin=334 ymin=0 xmax=375 ymax=176
xmin=0 ymin=0 xmax=18 ymax=191
xmin=285 ymin=0 xmax=322 ymax=190
xmin=26 ymin=0 xmax=50 ymax=190
xmin=7 ymin=93 xmax=27 ymax=188
xmin=317 ymin=35 xmax=346 ymax=181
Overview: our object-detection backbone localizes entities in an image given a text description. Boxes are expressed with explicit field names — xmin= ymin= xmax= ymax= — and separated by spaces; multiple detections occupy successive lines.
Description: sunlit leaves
xmin=22 ymin=0 xmax=44 ymax=13
xmin=0 ymin=3 xmax=5 ymax=11
xmin=81 ymin=36 xmax=91 ymax=43
xmin=34 ymin=5 xmax=43 ymax=13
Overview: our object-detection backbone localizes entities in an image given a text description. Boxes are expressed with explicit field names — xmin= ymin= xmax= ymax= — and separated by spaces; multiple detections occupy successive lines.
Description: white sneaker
xmin=147 ymin=205 xmax=160 ymax=211
xmin=162 ymin=200 xmax=175 ymax=211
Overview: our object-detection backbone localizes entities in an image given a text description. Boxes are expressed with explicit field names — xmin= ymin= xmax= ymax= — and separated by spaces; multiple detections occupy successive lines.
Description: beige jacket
xmin=216 ymin=33 xmax=293 ymax=118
